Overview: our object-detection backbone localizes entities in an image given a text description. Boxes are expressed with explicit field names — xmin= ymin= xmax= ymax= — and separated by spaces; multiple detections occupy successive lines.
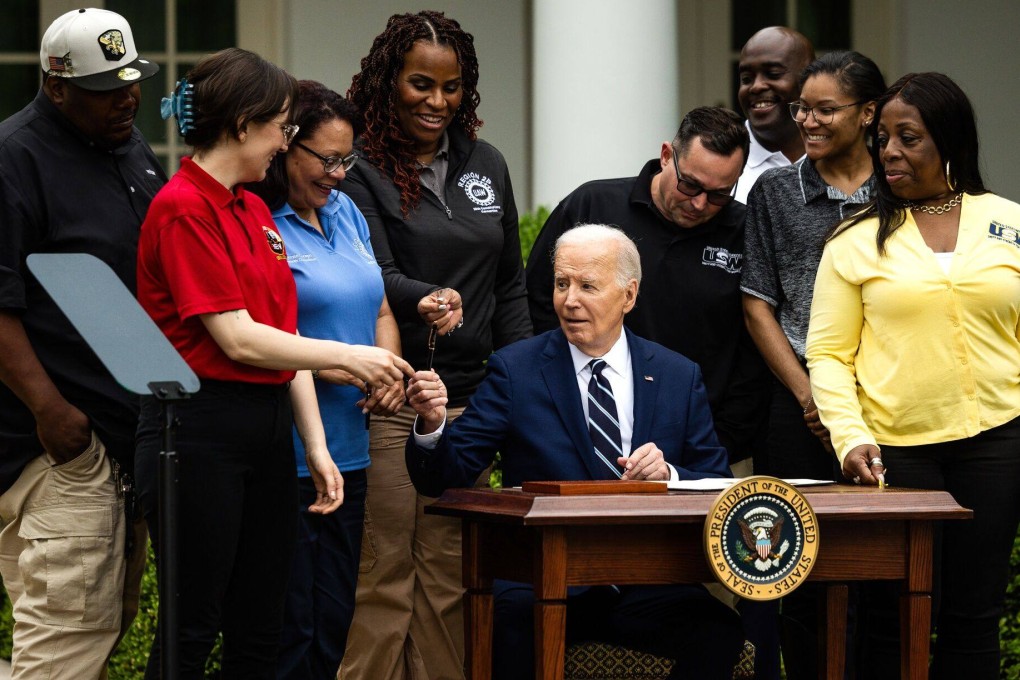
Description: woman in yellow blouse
xmin=807 ymin=72 xmax=1020 ymax=679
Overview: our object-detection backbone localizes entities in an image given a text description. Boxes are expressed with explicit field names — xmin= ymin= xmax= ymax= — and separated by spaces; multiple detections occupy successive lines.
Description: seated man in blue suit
xmin=405 ymin=224 xmax=744 ymax=679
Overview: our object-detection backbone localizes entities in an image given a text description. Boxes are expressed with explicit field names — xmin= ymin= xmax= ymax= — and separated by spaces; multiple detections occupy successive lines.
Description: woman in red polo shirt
xmin=135 ymin=48 xmax=411 ymax=679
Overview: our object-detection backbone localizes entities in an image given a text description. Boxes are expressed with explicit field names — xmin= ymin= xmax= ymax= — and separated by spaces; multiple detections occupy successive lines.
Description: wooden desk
xmin=428 ymin=485 xmax=971 ymax=680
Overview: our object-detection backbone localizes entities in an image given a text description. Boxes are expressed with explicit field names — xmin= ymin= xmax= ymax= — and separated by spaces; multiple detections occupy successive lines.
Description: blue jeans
xmin=277 ymin=470 xmax=367 ymax=680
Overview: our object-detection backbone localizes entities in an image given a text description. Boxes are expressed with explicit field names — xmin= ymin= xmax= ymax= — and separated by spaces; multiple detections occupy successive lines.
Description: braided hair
xmin=348 ymin=11 xmax=482 ymax=216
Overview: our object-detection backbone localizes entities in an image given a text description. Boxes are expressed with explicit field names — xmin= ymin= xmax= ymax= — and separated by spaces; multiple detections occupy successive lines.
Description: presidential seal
xmin=704 ymin=476 xmax=819 ymax=601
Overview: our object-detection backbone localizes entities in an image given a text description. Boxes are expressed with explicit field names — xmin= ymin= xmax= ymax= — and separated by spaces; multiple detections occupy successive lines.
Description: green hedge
xmin=519 ymin=204 xmax=549 ymax=262
xmin=1002 ymin=535 xmax=1020 ymax=678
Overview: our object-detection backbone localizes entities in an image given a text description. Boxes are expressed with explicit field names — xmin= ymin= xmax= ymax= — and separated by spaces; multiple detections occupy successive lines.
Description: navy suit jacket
xmin=407 ymin=327 xmax=730 ymax=496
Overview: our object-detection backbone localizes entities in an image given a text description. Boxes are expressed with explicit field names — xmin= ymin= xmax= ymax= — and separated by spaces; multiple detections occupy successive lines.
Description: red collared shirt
xmin=138 ymin=156 xmax=297 ymax=384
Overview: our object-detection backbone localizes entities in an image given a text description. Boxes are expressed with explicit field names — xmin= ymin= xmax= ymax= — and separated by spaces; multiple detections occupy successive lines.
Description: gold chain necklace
xmin=909 ymin=193 xmax=963 ymax=215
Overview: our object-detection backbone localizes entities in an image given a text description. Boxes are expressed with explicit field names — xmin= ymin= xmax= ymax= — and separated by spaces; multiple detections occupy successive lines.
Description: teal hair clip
xmin=160 ymin=78 xmax=195 ymax=136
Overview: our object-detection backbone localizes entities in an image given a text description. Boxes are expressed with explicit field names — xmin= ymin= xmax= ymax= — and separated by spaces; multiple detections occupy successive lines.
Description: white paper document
xmin=667 ymin=477 xmax=835 ymax=491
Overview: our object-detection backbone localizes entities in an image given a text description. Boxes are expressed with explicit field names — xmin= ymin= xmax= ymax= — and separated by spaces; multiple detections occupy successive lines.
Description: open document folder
xmin=668 ymin=477 xmax=835 ymax=491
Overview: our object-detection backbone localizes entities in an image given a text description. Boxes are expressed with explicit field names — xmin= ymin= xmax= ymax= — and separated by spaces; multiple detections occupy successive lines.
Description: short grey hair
xmin=552 ymin=224 xmax=642 ymax=289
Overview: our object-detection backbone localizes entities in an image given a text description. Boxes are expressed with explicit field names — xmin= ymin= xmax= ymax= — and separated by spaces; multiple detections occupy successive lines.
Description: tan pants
xmin=102 ymin=516 xmax=148 ymax=679
xmin=0 ymin=433 xmax=128 ymax=680
xmin=341 ymin=406 xmax=468 ymax=680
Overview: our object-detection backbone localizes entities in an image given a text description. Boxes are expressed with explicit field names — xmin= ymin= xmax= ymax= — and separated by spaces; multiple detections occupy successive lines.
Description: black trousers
xmin=761 ymin=381 xmax=842 ymax=482
xmin=492 ymin=581 xmax=744 ymax=680
xmin=760 ymin=382 xmax=844 ymax=680
xmin=859 ymin=415 xmax=1020 ymax=680
xmin=276 ymin=470 xmax=367 ymax=680
xmin=136 ymin=380 xmax=299 ymax=679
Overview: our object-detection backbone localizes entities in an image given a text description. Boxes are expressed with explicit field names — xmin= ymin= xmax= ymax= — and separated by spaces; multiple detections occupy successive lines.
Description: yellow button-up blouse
xmin=807 ymin=192 xmax=1020 ymax=462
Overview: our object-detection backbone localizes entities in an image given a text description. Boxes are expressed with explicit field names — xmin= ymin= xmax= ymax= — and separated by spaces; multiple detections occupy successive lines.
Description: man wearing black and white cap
xmin=0 ymin=8 xmax=164 ymax=677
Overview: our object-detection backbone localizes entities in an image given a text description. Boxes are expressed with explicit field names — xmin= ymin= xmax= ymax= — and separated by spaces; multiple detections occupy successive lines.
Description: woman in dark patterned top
xmin=738 ymin=50 xmax=886 ymax=680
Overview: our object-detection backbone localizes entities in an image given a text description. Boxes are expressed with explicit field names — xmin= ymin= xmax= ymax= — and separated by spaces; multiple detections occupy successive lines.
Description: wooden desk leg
xmin=466 ymin=587 xmax=494 ymax=680
xmin=463 ymin=522 xmax=493 ymax=680
xmin=534 ymin=601 xmax=567 ymax=680
xmin=901 ymin=520 xmax=934 ymax=680
xmin=819 ymin=584 xmax=848 ymax=680
xmin=533 ymin=527 xmax=568 ymax=680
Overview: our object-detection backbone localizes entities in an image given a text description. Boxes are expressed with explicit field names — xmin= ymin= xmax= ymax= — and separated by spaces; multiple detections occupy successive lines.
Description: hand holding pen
xmin=417 ymin=288 xmax=464 ymax=336
xmin=842 ymin=443 xmax=887 ymax=489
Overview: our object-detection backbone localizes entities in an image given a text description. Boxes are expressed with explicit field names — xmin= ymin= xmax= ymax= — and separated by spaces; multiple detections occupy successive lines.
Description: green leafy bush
xmin=518 ymin=204 xmax=550 ymax=262
xmin=1001 ymin=534 xmax=1020 ymax=678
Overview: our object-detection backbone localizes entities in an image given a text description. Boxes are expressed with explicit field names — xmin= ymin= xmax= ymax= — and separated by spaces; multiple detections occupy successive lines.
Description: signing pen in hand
xmin=426 ymin=323 xmax=438 ymax=371
xmin=363 ymin=384 xmax=372 ymax=430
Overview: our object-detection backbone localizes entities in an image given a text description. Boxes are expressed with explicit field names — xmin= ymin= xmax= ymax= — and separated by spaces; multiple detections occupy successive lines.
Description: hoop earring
xmin=945 ymin=160 xmax=957 ymax=192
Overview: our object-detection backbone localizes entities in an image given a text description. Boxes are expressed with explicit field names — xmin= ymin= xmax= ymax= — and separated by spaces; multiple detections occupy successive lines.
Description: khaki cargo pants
xmin=0 ymin=433 xmax=126 ymax=680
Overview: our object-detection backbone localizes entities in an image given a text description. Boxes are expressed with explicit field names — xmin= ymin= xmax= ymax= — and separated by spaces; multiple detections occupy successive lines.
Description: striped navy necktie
xmin=587 ymin=358 xmax=624 ymax=479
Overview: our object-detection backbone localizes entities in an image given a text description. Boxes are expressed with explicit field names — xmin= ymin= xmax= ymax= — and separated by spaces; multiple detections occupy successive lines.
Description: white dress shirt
xmin=735 ymin=121 xmax=797 ymax=204
xmin=417 ymin=330 xmax=677 ymax=480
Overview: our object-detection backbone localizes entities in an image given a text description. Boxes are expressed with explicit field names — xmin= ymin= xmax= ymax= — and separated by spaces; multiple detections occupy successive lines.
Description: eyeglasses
xmin=788 ymin=101 xmax=864 ymax=125
xmin=671 ymin=151 xmax=736 ymax=207
xmin=280 ymin=123 xmax=300 ymax=145
xmin=294 ymin=141 xmax=359 ymax=174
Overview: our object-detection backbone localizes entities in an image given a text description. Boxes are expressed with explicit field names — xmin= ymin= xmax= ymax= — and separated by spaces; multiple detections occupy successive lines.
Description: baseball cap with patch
xmin=40 ymin=8 xmax=159 ymax=91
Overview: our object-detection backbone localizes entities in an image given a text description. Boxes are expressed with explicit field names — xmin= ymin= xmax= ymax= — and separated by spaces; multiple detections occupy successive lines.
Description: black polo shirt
xmin=0 ymin=89 xmax=166 ymax=492
xmin=525 ymin=159 xmax=769 ymax=461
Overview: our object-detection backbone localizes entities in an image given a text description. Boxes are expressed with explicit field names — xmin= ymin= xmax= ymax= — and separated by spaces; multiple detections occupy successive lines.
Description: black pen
xmin=364 ymin=384 xmax=371 ymax=430
xmin=426 ymin=323 xmax=438 ymax=371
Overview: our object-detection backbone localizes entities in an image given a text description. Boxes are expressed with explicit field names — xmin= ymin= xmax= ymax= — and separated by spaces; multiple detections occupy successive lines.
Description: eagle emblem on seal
xmin=737 ymin=508 xmax=790 ymax=572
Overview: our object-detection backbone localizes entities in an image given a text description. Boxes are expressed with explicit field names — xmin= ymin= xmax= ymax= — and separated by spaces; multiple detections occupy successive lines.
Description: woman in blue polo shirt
xmin=248 ymin=80 xmax=403 ymax=680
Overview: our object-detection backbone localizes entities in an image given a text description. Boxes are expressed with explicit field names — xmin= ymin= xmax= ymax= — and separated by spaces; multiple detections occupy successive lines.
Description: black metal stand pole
xmin=25 ymin=254 xmax=199 ymax=680
xmin=154 ymin=382 xmax=187 ymax=679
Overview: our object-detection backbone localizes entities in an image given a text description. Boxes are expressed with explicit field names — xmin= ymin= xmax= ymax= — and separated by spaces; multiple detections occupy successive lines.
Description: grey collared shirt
xmin=740 ymin=158 xmax=875 ymax=359
xmin=417 ymin=133 xmax=450 ymax=203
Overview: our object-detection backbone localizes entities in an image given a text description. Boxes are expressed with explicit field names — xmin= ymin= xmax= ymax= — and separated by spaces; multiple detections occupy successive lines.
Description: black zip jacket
xmin=344 ymin=127 xmax=532 ymax=405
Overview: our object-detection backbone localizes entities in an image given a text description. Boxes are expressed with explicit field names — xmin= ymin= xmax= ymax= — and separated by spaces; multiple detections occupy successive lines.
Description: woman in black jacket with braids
xmin=339 ymin=11 xmax=531 ymax=680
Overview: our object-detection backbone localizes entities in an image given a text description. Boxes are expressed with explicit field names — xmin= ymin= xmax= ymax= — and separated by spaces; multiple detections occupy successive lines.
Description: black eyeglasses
xmin=294 ymin=141 xmax=359 ymax=174
xmin=671 ymin=151 xmax=736 ymax=207
xmin=788 ymin=101 xmax=864 ymax=125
